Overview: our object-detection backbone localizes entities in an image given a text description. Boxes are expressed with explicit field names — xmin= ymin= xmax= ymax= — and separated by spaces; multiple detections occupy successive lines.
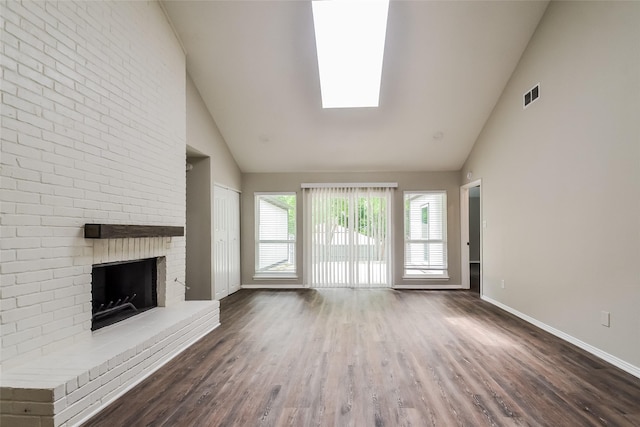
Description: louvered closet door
xmin=214 ymin=185 xmax=241 ymax=300
xmin=227 ymin=190 xmax=241 ymax=294
xmin=214 ymin=186 xmax=229 ymax=299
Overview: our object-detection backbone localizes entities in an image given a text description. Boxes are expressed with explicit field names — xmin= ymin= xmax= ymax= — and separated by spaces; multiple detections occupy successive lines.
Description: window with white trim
xmin=255 ymin=193 xmax=296 ymax=277
xmin=404 ymin=191 xmax=448 ymax=278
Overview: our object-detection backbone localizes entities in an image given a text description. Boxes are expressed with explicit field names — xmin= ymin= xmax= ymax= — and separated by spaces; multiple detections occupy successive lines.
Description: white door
xmin=214 ymin=186 xmax=229 ymax=299
xmin=214 ymin=185 xmax=241 ymax=300
xmin=228 ymin=190 xmax=241 ymax=294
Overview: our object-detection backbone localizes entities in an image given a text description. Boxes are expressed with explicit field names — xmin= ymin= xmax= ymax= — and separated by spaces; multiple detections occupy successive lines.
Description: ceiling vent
xmin=523 ymin=83 xmax=540 ymax=109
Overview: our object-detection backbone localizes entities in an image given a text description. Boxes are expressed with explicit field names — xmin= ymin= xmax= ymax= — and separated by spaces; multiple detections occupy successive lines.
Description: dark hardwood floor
xmin=83 ymin=289 xmax=640 ymax=426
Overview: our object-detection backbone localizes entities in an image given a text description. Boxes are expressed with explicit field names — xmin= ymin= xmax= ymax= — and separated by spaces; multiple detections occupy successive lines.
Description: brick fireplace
xmin=0 ymin=1 xmax=220 ymax=426
xmin=91 ymin=258 xmax=159 ymax=331
xmin=1 ymin=234 xmax=219 ymax=426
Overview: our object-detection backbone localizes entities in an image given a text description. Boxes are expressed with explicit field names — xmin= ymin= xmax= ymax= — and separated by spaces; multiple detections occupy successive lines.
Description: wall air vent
xmin=524 ymin=83 xmax=540 ymax=109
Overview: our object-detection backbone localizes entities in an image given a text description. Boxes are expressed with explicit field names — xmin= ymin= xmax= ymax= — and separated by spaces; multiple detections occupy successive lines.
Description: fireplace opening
xmin=91 ymin=258 xmax=158 ymax=331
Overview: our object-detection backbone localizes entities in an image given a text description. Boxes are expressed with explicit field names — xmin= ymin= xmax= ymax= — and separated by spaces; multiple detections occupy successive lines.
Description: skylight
xmin=312 ymin=0 xmax=390 ymax=109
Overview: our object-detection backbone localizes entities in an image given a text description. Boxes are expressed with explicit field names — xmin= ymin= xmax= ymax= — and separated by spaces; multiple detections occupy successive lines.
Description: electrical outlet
xmin=600 ymin=311 xmax=610 ymax=327
xmin=500 ymin=279 xmax=505 ymax=289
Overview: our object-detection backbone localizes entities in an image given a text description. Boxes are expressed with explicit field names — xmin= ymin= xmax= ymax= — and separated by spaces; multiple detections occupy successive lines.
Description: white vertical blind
xmin=304 ymin=186 xmax=392 ymax=288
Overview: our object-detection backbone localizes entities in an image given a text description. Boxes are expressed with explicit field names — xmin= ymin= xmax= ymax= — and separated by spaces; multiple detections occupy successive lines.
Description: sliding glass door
xmin=304 ymin=186 xmax=392 ymax=288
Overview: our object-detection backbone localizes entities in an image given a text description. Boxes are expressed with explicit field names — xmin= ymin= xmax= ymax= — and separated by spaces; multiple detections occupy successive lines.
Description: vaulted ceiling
xmin=163 ymin=1 xmax=549 ymax=173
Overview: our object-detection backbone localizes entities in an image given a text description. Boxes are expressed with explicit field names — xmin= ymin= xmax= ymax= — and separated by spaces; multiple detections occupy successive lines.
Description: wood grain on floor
xmin=83 ymin=289 xmax=640 ymax=427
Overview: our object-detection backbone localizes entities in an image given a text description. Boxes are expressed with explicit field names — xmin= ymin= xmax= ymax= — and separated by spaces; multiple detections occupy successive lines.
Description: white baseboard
xmin=393 ymin=284 xmax=464 ymax=290
xmin=243 ymin=284 xmax=467 ymax=290
xmin=242 ymin=284 xmax=307 ymax=289
xmin=482 ymin=295 xmax=640 ymax=380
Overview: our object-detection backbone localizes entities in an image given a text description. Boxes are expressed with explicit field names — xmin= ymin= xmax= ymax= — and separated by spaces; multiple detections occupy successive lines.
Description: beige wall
xmin=462 ymin=1 xmax=640 ymax=369
xmin=186 ymin=75 xmax=241 ymax=298
xmin=186 ymin=157 xmax=212 ymax=299
xmin=186 ymin=75 xmax=242 ymax=190
xmin=242 ymin=171 xmax=461 ymax=287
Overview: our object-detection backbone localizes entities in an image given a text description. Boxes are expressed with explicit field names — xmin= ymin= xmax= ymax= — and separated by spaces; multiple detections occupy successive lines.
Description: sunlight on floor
xmin=445 ymin=316 xmax=519 ymax=348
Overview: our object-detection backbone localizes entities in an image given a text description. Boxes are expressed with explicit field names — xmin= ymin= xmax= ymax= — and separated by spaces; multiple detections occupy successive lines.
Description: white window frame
xmin=403 ymin=191 xmax=449 ymax=279
xmin=254 ymin=192 xmax=297 ymax=279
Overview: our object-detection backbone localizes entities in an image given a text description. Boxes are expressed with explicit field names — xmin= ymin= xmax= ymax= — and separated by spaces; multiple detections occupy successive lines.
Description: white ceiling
xmin=163 ymin=0 xmax=549 ymax=173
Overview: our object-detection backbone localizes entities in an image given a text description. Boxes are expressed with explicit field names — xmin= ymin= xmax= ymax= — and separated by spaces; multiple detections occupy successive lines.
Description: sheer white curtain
xmin=304 ymin=185 xmax=393 ymax=288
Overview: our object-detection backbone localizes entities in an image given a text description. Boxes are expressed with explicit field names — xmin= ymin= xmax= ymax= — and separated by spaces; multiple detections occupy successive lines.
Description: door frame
xmin=460 ymin=179 xmax=482 ymax=293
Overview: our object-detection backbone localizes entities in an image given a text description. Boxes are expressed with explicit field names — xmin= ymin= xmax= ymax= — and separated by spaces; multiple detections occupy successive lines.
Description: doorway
xmin=186 ymin=153 xmax=212 ymax=300
xmin=460 ymin=180 xmax=482 ymax=294
xmin=468 ymin=186 xmax=481 ymax=293
xmin=305 ymin=186 xmax=393 ymax=288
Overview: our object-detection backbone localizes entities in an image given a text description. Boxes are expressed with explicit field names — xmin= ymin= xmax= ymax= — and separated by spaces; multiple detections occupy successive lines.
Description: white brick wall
xmin=0 ymin=0 xmax=187 ymax=365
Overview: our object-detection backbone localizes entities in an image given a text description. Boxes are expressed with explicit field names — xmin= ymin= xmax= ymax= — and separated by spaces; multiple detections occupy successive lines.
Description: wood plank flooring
xmin=83 ymin=289 xmax=640 ymax=426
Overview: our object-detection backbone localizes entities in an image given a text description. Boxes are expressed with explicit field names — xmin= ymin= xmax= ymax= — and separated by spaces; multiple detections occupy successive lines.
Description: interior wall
xmin=242 ymin=171 xmax=461 ymax=287
xmin=185 ymin=74 xmax=242 ymax=298
xmin=462 ymin=1 xmax=640 ymax=370
xmin=186 ymin=156 xmax=212 ymax=300
xmin=186 ymin=75 xmax=242 ymax=191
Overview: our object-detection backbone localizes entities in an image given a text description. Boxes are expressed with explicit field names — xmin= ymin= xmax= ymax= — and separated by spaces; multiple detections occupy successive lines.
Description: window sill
xmin=252 ymin=274 xmax=299 ymax=281
xmin=402 ymin=275 xmax=450 ymax=281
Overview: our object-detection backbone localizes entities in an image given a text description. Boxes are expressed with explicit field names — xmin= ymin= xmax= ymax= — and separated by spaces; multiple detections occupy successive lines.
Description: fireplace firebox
xmin=91 ymin=258 xmax=158 ymax=330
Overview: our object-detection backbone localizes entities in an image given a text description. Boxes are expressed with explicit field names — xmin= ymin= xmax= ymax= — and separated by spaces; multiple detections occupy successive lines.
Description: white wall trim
xmin=214 ymin=182 xmax=241 ymax=194
xmin=301 ymin=182 xmax=398 ymax=189
xmin=393 ymin=284 xmax=463 ymax=290
xmin=242 ymin=284 xmax=307 ymax=289
xmin=244 ymin=284 xmax=467 ymax=290
xmin=402 ymin=275 xmax=450 ymax=281
xmin=251 ymin=277 xmax=299 ymax=281
xmin=482 ymin=296 xmax=640 ymax=380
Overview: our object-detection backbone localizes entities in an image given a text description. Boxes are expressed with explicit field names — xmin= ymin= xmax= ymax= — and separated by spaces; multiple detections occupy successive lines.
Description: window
xmin=305 ymin=186 xmax=393 ymax=288
xmin=404 ymin=191 xmax=448 ymax=278
xmin=255 ymin=193 xmax=296 ymax=277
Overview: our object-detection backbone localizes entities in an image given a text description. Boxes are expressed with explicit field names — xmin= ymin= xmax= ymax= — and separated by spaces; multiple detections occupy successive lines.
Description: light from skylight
xmin=312 ymin=0 xmax=390 ymax=109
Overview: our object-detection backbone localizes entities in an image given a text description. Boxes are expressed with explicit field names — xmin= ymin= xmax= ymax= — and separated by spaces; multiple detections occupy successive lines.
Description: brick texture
xmin=0 ymin=0 xmax=187 ymax=365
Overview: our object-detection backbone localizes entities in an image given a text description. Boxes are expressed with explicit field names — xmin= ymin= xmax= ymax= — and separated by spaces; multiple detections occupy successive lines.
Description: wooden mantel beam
xmin=84 ymin=224 xmax=184 ymax=239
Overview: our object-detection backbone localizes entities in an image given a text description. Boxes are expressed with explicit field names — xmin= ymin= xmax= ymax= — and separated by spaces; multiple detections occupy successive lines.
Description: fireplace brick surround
xmin=0 ymin=299 xmax=218 ymax=426
xmin=0 ymin=1 xmax=221 ymax=425
xmin=2 ymin=236 xmax=220 ymax=426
